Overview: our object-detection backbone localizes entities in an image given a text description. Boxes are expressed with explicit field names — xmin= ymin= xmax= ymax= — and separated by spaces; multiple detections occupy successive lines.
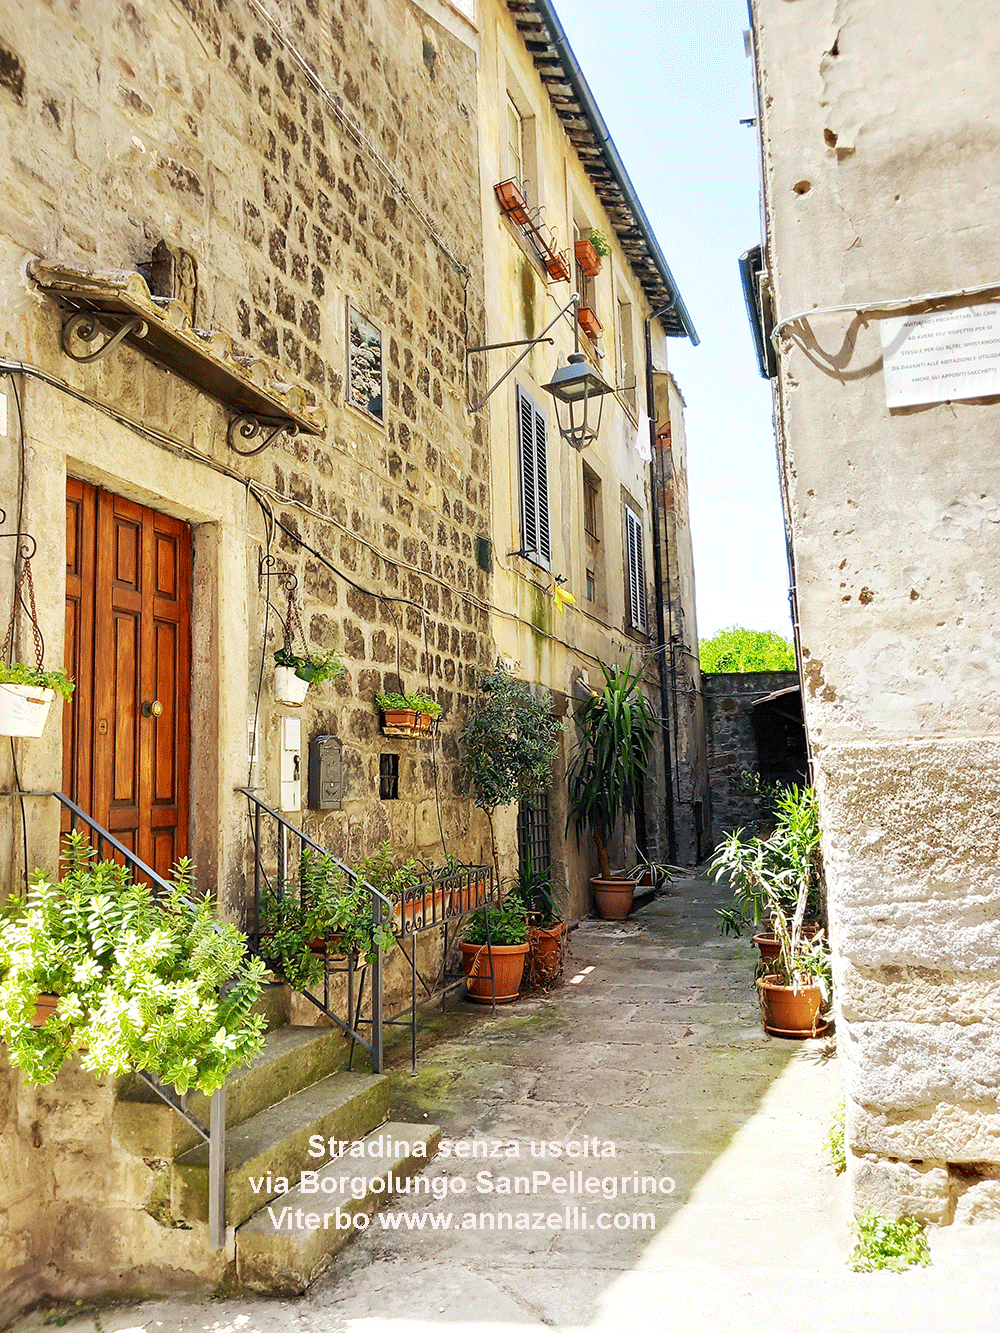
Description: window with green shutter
xmin=624 ymin=503 xmax=647 ymax=633
xmin=517 ymin=386 xmax=551 ymax=569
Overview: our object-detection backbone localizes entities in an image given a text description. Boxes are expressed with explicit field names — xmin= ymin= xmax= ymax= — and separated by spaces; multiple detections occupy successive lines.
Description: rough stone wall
xmin=703 ymin=671 xmax=798 ymax=844
xmin=0 ymin=0 xmax=490 ymax=1314
xmin=752 ymin=0 xmax=1000 ymax=1222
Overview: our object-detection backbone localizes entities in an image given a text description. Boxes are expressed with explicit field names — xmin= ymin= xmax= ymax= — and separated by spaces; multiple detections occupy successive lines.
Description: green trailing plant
xmin=826 ymin=1102 xmax=847 ymax=1175
xmin=462 ymin=898 xmax=529 ymax=947
xmin=461 ymin=668 xmax=561 ymax=877
xmin=260 ymin=850 xmax=395 ymax=985
xmin=375 ymin=690 xmax=442 ymax=718
xmin=589 ymin=228 xmax=611 ymax=258
xmin=0 ymin=833 xmax=265 ymax=1093
xmin=568 ymin=656 xmax=658 ymax=881
xmin=848 ymin=1212 xmax=932 ymax=1272
xmin=699 ymin=625 xmax=795 ymax=673
xmin=0 ymin=662 xmax=75 ymax=700
xmin=274 ymin=646 xmax=345 ymax=685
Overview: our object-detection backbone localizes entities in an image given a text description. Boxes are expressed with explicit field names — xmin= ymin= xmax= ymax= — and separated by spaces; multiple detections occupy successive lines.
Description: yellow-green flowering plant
xmin=0 ymin=833 xmax=266 ymax=1092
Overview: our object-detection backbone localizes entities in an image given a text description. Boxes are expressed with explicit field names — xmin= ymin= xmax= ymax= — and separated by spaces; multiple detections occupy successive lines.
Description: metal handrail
xmin=239 ymin=787 xmax=387 ymax=1073
xmin=16 ymin=790 xmax=228 ymax=1250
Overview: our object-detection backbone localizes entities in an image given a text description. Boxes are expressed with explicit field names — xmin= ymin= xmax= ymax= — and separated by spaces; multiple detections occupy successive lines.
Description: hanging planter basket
xmin=0 ymin=682 xmax=55 ymax=737
xmin=274 ymin=667 xmax=310 ymax=706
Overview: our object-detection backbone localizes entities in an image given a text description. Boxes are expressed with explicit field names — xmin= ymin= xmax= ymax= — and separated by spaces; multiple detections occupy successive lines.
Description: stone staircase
xmin=113 ymin=985 xmax=439 ymax=1294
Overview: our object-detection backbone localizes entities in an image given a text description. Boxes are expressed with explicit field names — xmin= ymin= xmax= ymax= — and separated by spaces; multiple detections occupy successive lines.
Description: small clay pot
xmin=591 ymin=876 xmax=635 ymax=921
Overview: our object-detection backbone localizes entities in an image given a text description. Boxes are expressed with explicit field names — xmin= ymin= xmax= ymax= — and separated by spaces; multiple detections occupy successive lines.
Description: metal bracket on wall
xmin=61 ymin=311 xmax=148 ymax=363
xmin=0 ymin=509 xmax=37 ymax=560
xmin=257 ymin=547 xmax=298 ymax=595
xmin=227 ymin=412 xmax=299 ymax=456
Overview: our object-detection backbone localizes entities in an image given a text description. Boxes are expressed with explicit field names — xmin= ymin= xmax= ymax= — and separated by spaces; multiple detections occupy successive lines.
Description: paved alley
xmin=15 ymin=868 xmax=1000 ymax=1333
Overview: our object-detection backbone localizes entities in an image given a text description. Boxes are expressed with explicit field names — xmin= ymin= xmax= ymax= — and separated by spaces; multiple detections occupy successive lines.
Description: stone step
xmin=114 ymin=1023 xmax=347 ymax=1159
xmin=171 ymin=1071 xmax=389 ymax=1226
xmin=236 ymin=1121 xmax=442 ymax=1295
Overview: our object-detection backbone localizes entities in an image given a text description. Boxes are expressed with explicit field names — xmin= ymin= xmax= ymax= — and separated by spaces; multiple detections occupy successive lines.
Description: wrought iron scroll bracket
xmin=61 ymin=311 xmax=148 ymax=363
xmin=0 ymin=510 xmax=37 ymax=561
xmin=227 ymin=413 xmax=298 ymax=456
xmin=257 ymin=547 xmax=298 ymax=595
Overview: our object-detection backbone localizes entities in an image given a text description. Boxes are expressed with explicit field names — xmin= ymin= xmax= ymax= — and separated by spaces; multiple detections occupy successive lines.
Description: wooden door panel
xmin=65 ymin=480 xmax=191 ymax=868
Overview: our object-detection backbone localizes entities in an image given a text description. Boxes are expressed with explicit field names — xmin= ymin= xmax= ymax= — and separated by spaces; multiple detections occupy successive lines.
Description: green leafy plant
xmin=735 ymin=769 xmax=787 ymax=825
xmin=353 ymin=842 xmax=421 ymax=904
xmin=375 ymin=690 xmax=441 ymax=717
xmin=508 ymin=852 xmax=562 ymax=927
xmin=712 ymin=785 xmax=828 ymax=993
xmin=568 ymin=656 xmax=658 ymax=881
xmin=0 ymin=833 xmax=266 ymax=1093
xmin=461 ymin=668 xmax=561 ymax=877
xmin=260 ymin=850 xmax=395 ymax=985
xmin=826 ymin=1102 xmax=847 ymax=1175
xmin=0 ymin=662 xmax=75 ymax=700
xmin=699 ymin=626 xmax=795 ymax=673
xmin=589 ymin=228 xmax=611 ymax=258
xmin=274 ymin=646 xmax=345 ymax=685
xmin=463 ymin=898 xmax=529 ymax=946
xmin=848 ymin=1212 xmax=932 ymax=1272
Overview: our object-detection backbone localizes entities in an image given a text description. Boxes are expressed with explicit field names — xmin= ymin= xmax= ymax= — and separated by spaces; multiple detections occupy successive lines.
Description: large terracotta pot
xmin=31 ymin=993 xmax=60 ymax=1027
xmin=460 ymin=940 xmax=528 ymax=1003
xmin=756 ymin=975 xmax=829 ymax=1038
xmin=591 ymin=876 xmax=635 ymax=921
xmin=529 ymin=921 xmax=566 ymax=978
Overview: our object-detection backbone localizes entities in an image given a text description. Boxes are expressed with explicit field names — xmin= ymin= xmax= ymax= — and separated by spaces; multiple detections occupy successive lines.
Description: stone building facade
xmin=0 ymin=0 xmax=494 ymax=1312
xmin=749 ymin=0 xmax=1000 ymax=1223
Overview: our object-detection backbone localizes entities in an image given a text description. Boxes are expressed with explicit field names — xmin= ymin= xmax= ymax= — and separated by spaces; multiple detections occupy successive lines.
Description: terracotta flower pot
xmin=574 ymin=236 xmax=602 ymax=276
xmin=753 ymin=932 xmax=782 ymax=964
xmin=460 ymin=940 xmax=528 ymax=1003
xmin=591 ymin=876 xmax=635 ymax=921
xmin=31 ymin=993 xmax=60 ymax=1027
xmin=756 ymin=975 xmax=829 ymax=1038
xmin=494 ymin=178 xmax=531 ymax=226
xmin=381 ymin=708 xmax=419 ymax=730
xmin=529 ymin=921 xmax=566 ymax=977
xmin=545 ymin=249 xmax=571 ymax=282
xmin=577 ymin=305 xmax=603 ymax=340
xmin=394 ymin=887 xmax=446 ymax=932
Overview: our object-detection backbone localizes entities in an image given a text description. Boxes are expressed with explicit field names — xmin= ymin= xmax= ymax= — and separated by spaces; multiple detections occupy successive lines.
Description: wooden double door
xmin=64 ymin=480 xmax=192 ymax=877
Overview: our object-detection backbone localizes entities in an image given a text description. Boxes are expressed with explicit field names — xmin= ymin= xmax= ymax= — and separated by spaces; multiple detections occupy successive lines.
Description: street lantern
xmin=542 ymin=349 xmax=613 ymax=450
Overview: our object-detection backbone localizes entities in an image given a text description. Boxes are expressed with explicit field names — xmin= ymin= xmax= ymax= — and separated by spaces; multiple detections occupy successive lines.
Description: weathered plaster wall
xmin=0 ymin=0 xmax=490 ymax=1311
xmin=703 ymin=670 xmax=797 ymax=842
xmin=753 ymin=0 xmax=1000 ymax=1220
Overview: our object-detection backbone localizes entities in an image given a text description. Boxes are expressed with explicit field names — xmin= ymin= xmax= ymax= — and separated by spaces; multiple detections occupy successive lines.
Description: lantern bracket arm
xmin=467 ymin=294 xmax=579 ymax=413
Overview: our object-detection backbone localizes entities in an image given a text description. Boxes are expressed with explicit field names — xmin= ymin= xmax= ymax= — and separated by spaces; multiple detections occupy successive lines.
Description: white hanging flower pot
xmin=0 ymin=683 xmax=55 ymax=737
xmin=274 ymin=666 xmax=310 ymax=706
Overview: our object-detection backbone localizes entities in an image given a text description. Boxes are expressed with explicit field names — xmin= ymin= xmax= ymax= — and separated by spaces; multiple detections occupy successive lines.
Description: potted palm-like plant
xmin=509 ymin=853 xmax=566 ymax=982
xmin=568 ymin=656 xmax=658 ymax=920
xmin=711 ymin=785 xmax=830 ymax=1037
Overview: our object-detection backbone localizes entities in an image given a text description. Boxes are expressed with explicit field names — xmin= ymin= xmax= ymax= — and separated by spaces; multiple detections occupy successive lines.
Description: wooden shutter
xmin=625 ymin=504 xmax=647 ymax=633
xmin=517 ymin=386 xmax=551 ymax=567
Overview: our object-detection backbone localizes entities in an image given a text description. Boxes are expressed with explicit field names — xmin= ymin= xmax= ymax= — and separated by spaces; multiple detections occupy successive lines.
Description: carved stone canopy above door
xmin=30 ymin=259 xmax=327 ymax=455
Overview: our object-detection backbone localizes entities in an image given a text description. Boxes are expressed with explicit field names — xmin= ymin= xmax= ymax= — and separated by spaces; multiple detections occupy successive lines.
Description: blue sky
xmin=555 ymin=0 xmax=793 ymax=641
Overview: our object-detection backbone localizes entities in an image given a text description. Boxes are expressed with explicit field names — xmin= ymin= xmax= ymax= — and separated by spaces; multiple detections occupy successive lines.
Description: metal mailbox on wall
xmin=309 ymin=734 xmax=344 ymax=810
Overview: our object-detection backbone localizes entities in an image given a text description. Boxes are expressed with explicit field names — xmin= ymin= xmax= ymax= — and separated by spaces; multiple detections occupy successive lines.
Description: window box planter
xmin=495 ymin=179 xmax=532 ymax=227
xmin=0 ymin=683 xmax=55 ymax=737
xmin=381 ymin=707 xmax=419 ymax=731
xmin=545 ymin=249 xmax=571 ymax=283
xmin=577 ymin=306 xmax=603 ymax=341
xmin=574 ymin=237 xmax=602 ymax=277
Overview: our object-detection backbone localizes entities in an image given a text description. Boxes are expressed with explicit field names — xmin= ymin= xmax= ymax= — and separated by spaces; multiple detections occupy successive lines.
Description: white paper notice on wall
xmin=879 ymin=302 xmax=1000 ymax=408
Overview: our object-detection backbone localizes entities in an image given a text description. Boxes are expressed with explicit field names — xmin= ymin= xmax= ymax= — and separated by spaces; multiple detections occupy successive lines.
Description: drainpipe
xmin=646 ymin=304 xmax=678 ymax=865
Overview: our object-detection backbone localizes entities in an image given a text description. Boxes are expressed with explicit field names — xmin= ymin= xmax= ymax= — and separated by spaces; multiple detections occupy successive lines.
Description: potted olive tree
xmin=568 ymin=656 xmax=658 ymax=920
xmin=460 ymin=899 xmax=530 ymax=1004
xmin=460 ymin=667 xmax=562 ymax=881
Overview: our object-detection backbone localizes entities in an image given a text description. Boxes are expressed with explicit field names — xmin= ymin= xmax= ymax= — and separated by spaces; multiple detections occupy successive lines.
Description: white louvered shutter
xmin=625 ymin=505 xmax=647 ymax=633
xmin=517 ymin=387 xmax=551 ymax=568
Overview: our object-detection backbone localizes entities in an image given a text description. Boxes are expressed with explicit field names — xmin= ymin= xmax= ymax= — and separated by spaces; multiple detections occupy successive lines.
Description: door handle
xmin=142 ymin=700 xmax=163 ymax=718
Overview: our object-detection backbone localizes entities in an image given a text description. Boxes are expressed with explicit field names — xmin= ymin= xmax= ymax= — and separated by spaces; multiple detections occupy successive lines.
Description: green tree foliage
xmin=699 ymin=626 xmax=795 ymax=674
xmin=461 ymin=669 xmax=561 ymax=814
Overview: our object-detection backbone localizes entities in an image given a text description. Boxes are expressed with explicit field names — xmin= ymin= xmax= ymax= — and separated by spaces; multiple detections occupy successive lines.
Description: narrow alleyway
xmin=16 ymin=869 xmax=1000 ymax=1333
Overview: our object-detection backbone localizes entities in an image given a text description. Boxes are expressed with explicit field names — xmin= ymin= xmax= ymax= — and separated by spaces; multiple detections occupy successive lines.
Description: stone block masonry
xmin=703 ymin=671 xmax=798 ymax=842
